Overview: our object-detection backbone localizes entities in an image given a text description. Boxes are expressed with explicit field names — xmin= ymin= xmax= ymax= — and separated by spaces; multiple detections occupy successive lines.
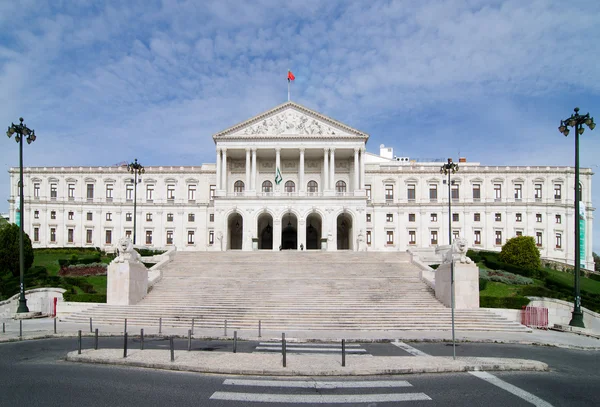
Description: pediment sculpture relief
xmin=239 ymin=110 xmax=341 ymax=136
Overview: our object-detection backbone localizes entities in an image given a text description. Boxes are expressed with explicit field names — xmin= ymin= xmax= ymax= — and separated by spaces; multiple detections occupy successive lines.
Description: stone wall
xmin=0 ymin=288 xmax=66 ymax=319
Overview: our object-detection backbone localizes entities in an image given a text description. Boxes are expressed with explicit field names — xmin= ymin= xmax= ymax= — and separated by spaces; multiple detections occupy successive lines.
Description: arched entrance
xmin=281 ymin=213 xmax=298 ymax=250
xmin=228 ymin=213 xmax=243 ymax=250
xmin=305 ymin=213 xmax=322 ymax=250
xmin=336 ymin=213 xmax=353 ymax=250
xmin=257 ymin=213 xmax=273 ymax=250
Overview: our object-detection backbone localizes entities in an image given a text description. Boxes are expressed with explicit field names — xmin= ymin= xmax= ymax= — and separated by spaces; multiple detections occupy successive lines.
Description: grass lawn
xmin=32 ymin=252 xmax=63 ymax=276
xmin=544 ymin=268 xmax=600 ymax=295
xmin=480 ymin=282 xmax=522 ymax=297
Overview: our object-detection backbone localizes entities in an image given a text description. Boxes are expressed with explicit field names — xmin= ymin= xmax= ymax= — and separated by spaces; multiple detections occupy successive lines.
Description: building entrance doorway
xmin=336 ymin=213 xmax=353 ymax=250
xmin=306 ymin=213 xmax=322 ymax=250
xmin=228 ymin=213 xmax=243 ymax=250
xmin=258 ymin=213 xmax=273 ymax=250
xmin=281 ymin=213 xmax=298 ymax=250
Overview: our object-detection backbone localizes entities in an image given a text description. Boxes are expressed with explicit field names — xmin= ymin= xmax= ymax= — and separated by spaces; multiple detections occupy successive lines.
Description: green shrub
xmin=136 ymin=248 xmax=166 ymax=257
xmin=589 ymin=274 xmax=600 ymax=282
xmin=499 ymin=236 xmax=541 ymax=273
xmin=479 ymin=269 xmax=534 ymax=285
xmin=142 ymin=262 xmax=155 ymax=269
xmin=466 ymin=249 xmax=481 ymax=263
xmin=63 ymin=293 xmax=106 ymax=303
xmin=429 ymin=264 xmax=439 ymax=270
xmin=480 ymin=296 xmax=530 ymax=309
xmin=479 ymin=278 xmax=488 ymax=291
xmin=520 ymin=285 xmax=562 ymax=298
xmin=0 ymin=224 xmax=34 ymax=277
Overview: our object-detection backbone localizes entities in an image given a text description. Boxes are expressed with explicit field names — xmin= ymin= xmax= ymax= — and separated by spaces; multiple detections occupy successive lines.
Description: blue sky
xmin=1 ymin=0 xmax=599 ymax=250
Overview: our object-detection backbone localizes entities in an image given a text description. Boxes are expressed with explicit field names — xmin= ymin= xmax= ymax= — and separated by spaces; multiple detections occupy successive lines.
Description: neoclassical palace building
xmin=7 ymin=102 xmax=595 ymax=269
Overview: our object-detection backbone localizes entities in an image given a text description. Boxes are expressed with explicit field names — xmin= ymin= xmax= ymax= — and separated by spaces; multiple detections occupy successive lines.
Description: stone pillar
xmin=330 ymin=148 xmax=336 ymax=191
xmin=273 ymin=219 xmax=282 ymax=251
xmin=216 ymin=148 xmax=221 ymax=191
xmin=354 ymin=147 xmax=360 ymax=191
xmin=221 ymin=148 xmax=228 ymax=194
xmin=435 ymin=261 xmax=480 ymax=309
xmin=360 ymin=148 xmax=366 ymax=190
xmin=251 ymin=148 xmax=257 ymax=191
xmin=275 ymin=147 xmax=281 ymax=192
xmin=323 ymin=148 xmax=329 ymax=191
xmin=299 ymin=148 xmax=305 ymax=193
xmin=245 ymin=148 xmax=251 ymax=192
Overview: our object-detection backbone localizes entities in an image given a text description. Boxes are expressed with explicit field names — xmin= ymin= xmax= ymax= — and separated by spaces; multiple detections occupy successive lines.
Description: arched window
xmin=262 ymin=180 xmax=273 ymax=193
xmin=285 ymin=180 xmax=295 ymax=193
xmin=335 ymin=180 xmax=347 ymax=194
xmin=234 ymin=180 xmax=245 ymax=193
xmin=307 ymin=180 xmax=318 ymax=193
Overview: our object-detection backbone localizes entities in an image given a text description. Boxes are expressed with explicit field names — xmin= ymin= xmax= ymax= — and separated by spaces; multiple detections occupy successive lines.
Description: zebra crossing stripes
xmin=210 ymin=379 xmax=432 ymax=403
xmin=255 ymin=342 xmax=367 ymax=354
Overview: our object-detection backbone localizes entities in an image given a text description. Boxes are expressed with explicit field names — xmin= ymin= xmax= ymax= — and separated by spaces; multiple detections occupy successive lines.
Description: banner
xmin=579 ymin=204 xmax=586 ymax=264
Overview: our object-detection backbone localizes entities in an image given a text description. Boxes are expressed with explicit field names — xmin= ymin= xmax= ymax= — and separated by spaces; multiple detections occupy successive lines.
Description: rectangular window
xmin=534 ymin=184 xmax=542 ymax=200
xmin=146 ymin=213 xmax=153 ymax=222
xmin=386 ymin=230 xmax=394 ymax=245
xmin=187 ymin=230 xmax=195 ymax=244
xmin=146 ymin=185 xmax=154 ymax=201
xmin=516 ymin=231 xmax=523 ymax=237
xmin=86 ymin=212 xmax=93 ymax=221
xmin=409 ymin=230 xmax=416 ymax=244
xmin=366 ymin=230 xmax=372 ymax=245
xmin=474 ymin=230 xmax=481 ymax=245
xmin=167 ymin=213 xmax=174 ymax=222
xmin=451 ymin=184 xmax=459 ymax=200
xmin=452 ymin=213 xmax=459 ymax=222
xmin=126 ymin=213 xmax=132 ymax=222
xmin=106 ymin=184 xmax=113 ymax=200
xmin=430 ymin=213 xmax=438 ymax=222
xmin=474 ymin=213 xmax=481 ymax=222
xmin=126 ymin=185 xmax=133 ymax=201
xmin=50 ymin=211 xmax=56 ymax=220
xmin=188 ymin=213 xmax=195 ymax=222
xmin=105 ymin=230 xmax=112 ymax=244
xmin=67 ymin=228 xmax=73 ymax=243
xmin=146 ymin=230 xmax=152 ymax=245
xmin=408 ymin=213 xmax=415 ymax=222
xmin=106 ymin=213 xmax=112 ymax=221
xmin=208 ymin=230 xmax=214 ymax=245
xmin=209 ymin=185 xmax=216 ymax=200
xmin=68 ymin=184 xmax=75 ymax=199
xmin=86 ymin=229 xmax=93 ymax=244
xmin=536 ymin=213 xmax=542 ymax=223
xmin=472 ymin=184 xmax=481 ymax=201
xmin=125 ymin=230 xmax=132 ymax=239
xmin=166 ymin=230 xmax=174 ymax=245
xmin=34 ymin=227 xmax=39 ymax=242
xmin=495 ymin=213 xmax=502 ymax=222
xmin=554 ymin=184 xmax=562 ymax=200
xmin=495 ymin=231 xmax=502 ymax=245
xmin=555 ymin=233 xmax=562 ymax=249
xmin=516 ymin=213 xmax=522 ymax=222
xmin=50 ymin=183 xmax=57 ymax=199
xmin=209 ymin=213 xmax=214 ymax=222
xmin=429 ymin=184 xmax=437 ymax=201
xmin=555 ymin=214 xmax=561 ymax=224
xmin=386 ymin=213 xmax=393 ymax=222
xmin=407 ymin=184 xmax=416 ymax=201
xmin=385 ymin=184 xmax=393 ymax=201
xmin=34 ymin=183 xmax=40 ymax=198
xmin=536 ymin=232 xmax=543 ymax=247
xmin=365 ymin=184 xmax=372 ymax=201
xmin=431 ymin=230 xmax=438 ymax=245
xmin=34 ymin=210 xmax=39 ymax=219
xmin=86 ymin=184 xmax=94 ymax=200
xmin=494 ymin=184 xmax=501 ymax=200
xmin=514 ymin=184 xmax=522 ymax=200
xmin=50 ymin=228 xmax=56 ymax=243
xmin=453 ymin=230 xmax=460 ymax=240
xmin=68 ymin=211 xmax=74 ymax=220
xmin=188 ymin=185 xmax=196 ymax=201
xmin=167 ymin=184 xmax=175 ymax=200
xmin=366 ymin=213 xmax=371 ymax=222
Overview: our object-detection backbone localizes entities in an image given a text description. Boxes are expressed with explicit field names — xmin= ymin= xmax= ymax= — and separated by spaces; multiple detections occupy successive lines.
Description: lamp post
xmin=127 ymin=159 xmax=145 ymax=245
xmin=440 ymin=158 xmax=458 ymax=359
xmin=6 ymin=118 xmax=37 ymax=313
xmin=558 ymin=107 xmax=595 ymax=328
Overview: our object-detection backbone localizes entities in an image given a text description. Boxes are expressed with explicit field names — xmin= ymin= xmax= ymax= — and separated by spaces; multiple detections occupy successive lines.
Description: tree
xmin=0 ymin=216 xmax=8 ymax=229
xmin=499 ymin=236 xmax=541 ymax=273
xmin=0 ymin=224 xmax=34 ymax=277
xmin=593 ymin=252 xmax=600 ymax=272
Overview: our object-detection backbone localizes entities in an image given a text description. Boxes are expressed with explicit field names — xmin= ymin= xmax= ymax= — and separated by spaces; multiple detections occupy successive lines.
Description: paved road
xmin=1 ymin=338 xmax=599 ymax=406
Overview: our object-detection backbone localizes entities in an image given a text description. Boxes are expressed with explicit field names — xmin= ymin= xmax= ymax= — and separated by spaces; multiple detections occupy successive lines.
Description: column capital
xmin=324 ymin=147 xmax=330 ymax=153
xmin=354 ymin=147 xmax=360 ymax=153
xmin=222 ymin=147 xmax=227 ymax=153
xmin=361 ymin=147 xmax=366 ymax=154
xmin=330 ymin=147 xmax=336 ymax=153
xmin=275 ymin=147 xmax=281 ymax=153
xmin=252 ymin=147 xmax=257 ymax=153
xmin=299 ymin=147 xmax=305 ymax=153
xmin=246 ymin=147 xmax=251 ymax=153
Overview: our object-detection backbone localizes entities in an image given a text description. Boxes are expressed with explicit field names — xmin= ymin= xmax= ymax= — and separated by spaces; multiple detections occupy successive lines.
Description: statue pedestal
xmin=435 ymin=262 xmax=479 ymax=309
xmin=107 ymin=261 xmax=148 ymax=305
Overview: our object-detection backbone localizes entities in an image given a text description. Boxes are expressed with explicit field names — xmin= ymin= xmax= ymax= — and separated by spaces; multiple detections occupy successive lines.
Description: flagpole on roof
xmin=288 ymin=79 xmax=290 ymax=101
xmin=287 ymin=69 xmax=295 ymax=102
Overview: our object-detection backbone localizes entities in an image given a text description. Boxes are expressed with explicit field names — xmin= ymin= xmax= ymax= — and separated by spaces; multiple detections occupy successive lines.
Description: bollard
xmin=90 ymin=317 xmax=93 ymax=333
xmin=124 ymin=318 xmax=127 ymax=334
xmin=170 ymin=336 xmax=175 ymax=362
xmin=282 ymin=332 xmax=286 ymax=368
xmin=258 ymin=320 xmax=261 ymax=338
xmin=188 ymin=330 xmax=192 ymax=352
xmin=2 ymin=322 xmax=5 ymax=333
xmin=78 ymin=330 xmax=82 ymax=355
xmin=53 ymin=318 xmax=57 ymax=334
xmin=224 ymin=320 xmax=227 ymax=336
xmin=233 ymin=331 xmax=237 ymax=353
xmin=141 ymin=329 xmax=144 ymax=350
xmin=19 ymin=320 xmax=22 ymax=339
xmin=159 ymin=317 xmax=162 ymax=335
xmin=191 ymin=318 xmax=195 ymax=336
xmin=342 ymin=339 xmax=346 ymax=367
xmin=94 ymin=329 xmax=98 ymax=350
xmin=123 ymin=332 xmax=128 ymax=358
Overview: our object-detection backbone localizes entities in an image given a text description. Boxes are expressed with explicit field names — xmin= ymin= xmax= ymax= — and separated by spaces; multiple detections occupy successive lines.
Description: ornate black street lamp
xmin=6 ymin=118 xmax=37 ymax=313
xmin=558 ymin=107 xmax=595 ymax=328
xmin=440 ymin=158 xmax=459 ymax=359
xmin=127 ymin=158 xmax=145 ymax=245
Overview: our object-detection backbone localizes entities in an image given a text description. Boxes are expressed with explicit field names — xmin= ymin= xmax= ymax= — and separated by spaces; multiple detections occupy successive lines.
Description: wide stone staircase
xmin=64 ymin=251 xmax=529 ymax=332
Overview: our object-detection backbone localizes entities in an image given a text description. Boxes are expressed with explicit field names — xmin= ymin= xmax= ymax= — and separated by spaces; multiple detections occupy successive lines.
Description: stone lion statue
xmin=444 ymin=237 xmax=472 ymax=264
xmin=115 ymin=237 xmax=141 ymax=263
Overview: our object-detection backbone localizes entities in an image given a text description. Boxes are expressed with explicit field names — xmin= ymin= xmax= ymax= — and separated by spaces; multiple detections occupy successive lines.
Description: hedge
xmin=63 ymin=293 xmax=106 ymax=303
xmin=136 ymin=248 xmax=167 ymax=257
xmin=58 ymin=253 xmax=102 ymax=268
xmin=480 ymin=295 xmax=530 ymax=309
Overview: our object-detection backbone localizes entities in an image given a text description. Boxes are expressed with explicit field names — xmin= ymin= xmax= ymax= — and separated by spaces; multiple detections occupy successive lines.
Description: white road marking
xmin=469 ymin=371 xmax=554 ymax=407
xmin=209 ymin=392 xmax=432 ymax=403
xmin=255 ymin=346 xmax=366 ymax=353
xmin=223 ymin=379 xmax=412 ymax=388
xmin=392 ymin=340 xmax=431 ymax=357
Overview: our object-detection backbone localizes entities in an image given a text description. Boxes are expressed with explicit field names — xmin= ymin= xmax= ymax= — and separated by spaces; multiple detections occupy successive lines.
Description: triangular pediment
xmin=213 ymin=101 xmax=369 ymax=140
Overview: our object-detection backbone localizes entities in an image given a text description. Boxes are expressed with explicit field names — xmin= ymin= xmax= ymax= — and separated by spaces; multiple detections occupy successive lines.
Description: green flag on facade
xmin=275 ymin=167 xmax=282 ymax=185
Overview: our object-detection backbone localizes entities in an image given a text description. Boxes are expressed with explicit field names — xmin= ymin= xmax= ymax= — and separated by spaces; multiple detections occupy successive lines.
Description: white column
xmin=329 ymin=148 xmax=336 ymax=191
xmin=299 ymin=148 xmax=305 ymax=193
xmin=354 ymin=147 xmax=360 ymax=191
xmin=245 ymin=148 xmax=251 ymax=192
xmin=216 ymin=148 xmax=221 ymax=191
xmin=275 ymin=148 xmax=281 ymax=192
xmin=251 ymin=148 xmax=257 ymax=191
xmin=221 ymin=148 xmax=227 ymax=193
xmin=360 ymin=148 xmax=366 ymax=190
xmin=323 ymin=148 xmax=329 ymax=191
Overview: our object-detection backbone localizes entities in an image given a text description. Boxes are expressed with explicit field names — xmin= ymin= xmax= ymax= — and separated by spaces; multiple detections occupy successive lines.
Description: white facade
xmin=7 ymin=101 xmax=595 ymax=268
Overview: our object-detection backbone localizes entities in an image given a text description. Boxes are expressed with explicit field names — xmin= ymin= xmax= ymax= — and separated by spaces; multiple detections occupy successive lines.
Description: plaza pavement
xmin=2 ymin=317 xmax=600 ymax=376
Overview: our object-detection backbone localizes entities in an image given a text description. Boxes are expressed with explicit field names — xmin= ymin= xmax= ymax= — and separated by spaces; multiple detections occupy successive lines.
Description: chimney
xmin=459 ymin=157 xmax=467 ymax=163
